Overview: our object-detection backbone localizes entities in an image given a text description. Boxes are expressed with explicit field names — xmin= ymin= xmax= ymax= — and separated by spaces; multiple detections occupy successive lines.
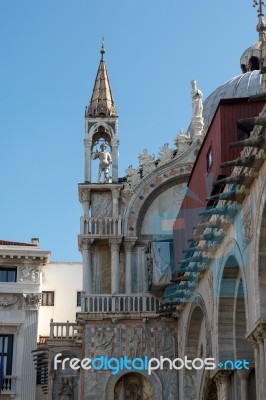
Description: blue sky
xmin=0 ymin=0 xmax=259 ymax=260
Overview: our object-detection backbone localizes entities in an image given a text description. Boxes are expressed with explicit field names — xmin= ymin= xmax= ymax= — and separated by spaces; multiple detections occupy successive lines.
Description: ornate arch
xmin=104 ymin=370 xmax=162 ymax=400
xmin=253 ymin=167 xmax=266 ymax=319
xmin=123 ymin=161 xmax=192 ymax=237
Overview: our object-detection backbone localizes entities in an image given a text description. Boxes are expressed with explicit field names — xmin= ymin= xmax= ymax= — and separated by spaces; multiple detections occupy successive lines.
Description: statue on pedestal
xmin=92 ymin=143 xmax=112 ymax=183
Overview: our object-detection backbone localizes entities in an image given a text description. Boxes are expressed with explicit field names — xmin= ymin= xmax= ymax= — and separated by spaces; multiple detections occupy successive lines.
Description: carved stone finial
xmin=138 ymin=148 xmax=155 ymax=176
xmin=157 ymin=143 xmax=173 ymax=166
xmin=125 ymin=165 xmax=140 ymax=188
xmin=253 ymin=0 xmax=266 ymax=41
xmin=174 ymin=129 xmax=190 ymax=153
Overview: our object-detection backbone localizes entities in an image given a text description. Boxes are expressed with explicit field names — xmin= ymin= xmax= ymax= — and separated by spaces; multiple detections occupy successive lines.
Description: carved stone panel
xmin=91 ymin=192 xmax=112 ymax=217
xmin=18 ymin=264 xmax=41 ymax=284
xmin=0 ymin=294 xmax=22 ymax=310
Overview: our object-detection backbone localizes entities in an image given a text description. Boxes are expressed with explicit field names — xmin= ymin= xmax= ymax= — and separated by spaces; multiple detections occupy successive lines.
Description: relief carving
xmin=127 ymin=328 xmax=141 ymax=359
xmin=155 ymin=332 xmax=175 ymax=358
xmin=58 ymin=377 xmax=74 ymax=400
xmin=0 ymin=295 xmax=21 ymax=309
xmin=18 ymin=264 xmax=40 ymax=283
xmin=95 ymin=330 xmax=114 ymax=358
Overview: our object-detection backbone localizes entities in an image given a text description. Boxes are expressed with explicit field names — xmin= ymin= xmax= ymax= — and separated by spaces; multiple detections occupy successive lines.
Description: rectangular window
xmin=206 ymin=146 xmax=213 ymax=171
xmin=77 ymin=291 xmax=81 ymax=307
xmin=41 ymin=291 xmax=54 ymax=306
xmin=0 ymin=335 xmax=14 ymax=375
xmin=0 ymin=268 xmax=17 ymax=283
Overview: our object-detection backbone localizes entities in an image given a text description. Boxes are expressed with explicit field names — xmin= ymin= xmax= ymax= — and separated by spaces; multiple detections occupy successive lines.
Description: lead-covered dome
xmin=203 ymin=70 xmax=261 ymax=131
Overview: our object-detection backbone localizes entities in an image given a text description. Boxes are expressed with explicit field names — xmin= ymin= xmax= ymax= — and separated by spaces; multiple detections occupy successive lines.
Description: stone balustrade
xmin=83 ymin=293 xmax=161 ymax=313
xmin=49 ymin=319 xmax=80 ymax=340
xmin=1 ymin=376 xmax=16 ymax=394
xmin=80 ymin=217 xmax=122 ymax=235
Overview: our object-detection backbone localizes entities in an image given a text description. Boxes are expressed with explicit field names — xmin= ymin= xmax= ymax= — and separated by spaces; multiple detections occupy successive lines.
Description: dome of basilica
xmin=202 ymin=69 xmax=261 ymax=132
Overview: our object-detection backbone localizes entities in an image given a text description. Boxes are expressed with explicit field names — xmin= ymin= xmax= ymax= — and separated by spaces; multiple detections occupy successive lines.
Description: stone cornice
xmin=0 ymin=250 xmax=50 ymax=265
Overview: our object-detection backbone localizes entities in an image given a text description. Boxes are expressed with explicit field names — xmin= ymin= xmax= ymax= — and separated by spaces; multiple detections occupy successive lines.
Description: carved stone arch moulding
xmin=87 ymin=121 xmax=115 ymax=145
xmin=123 ymin=163 xmax=192 ymax=237
xmin=104 ymin=370 xmax=163 ymax=400
xmin=253 ymin=168 xmax=266 ymax=317
xmin=185 ymin=293 xmax=212 ymax=358
xmin=215 ymin=238 xmax=248 ymax=305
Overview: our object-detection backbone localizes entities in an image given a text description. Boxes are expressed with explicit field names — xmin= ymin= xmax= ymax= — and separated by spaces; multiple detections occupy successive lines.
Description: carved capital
xmin=79 ymin=238 xmax=94 ymax=252
xmin=124 ymin=239 xmax=136 ymax=253
xmin=80 ymin=188 xmax=91 ymax=203
xmin=237 ymin=369 xmax=250 ymax=380
xmin=24 ymin=293 xmax=42 ymax=310
xmin=214 ymin=370 xmax=231 ymax=386
xmin=84 ymin=138 xmax=92 ymax=148
xmin=109 ymin=238 xmax=122 ymax=252
xmin=111 ymin=188 xmax=120 ymax=200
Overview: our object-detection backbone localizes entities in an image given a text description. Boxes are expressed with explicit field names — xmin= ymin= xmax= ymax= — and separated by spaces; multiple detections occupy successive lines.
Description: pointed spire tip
xmin=101 ymin=35 xmax=105 ymax=60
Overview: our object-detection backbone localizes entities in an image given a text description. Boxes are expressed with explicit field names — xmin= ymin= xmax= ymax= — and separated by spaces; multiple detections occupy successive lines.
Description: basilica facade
xmin=3 ymin=5 xmax=266 ymax=400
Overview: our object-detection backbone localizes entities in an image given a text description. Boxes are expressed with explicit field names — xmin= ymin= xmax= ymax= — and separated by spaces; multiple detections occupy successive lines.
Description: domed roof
xmin=240 ymin=41 xmax=261 ymax=72
xmin=203 ymin=70 xmax=261 ymax=131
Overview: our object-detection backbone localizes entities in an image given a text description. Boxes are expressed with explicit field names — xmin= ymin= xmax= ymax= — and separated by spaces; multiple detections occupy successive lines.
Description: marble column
xmin=111 ymin=188 xmax=120 ymax=219
xmin=84 ymin=139 xmax=92 ymax=182
xmin=215 ymin=371 xmax=231 ymax=400
xmin=124 ymin=240 xmax=136 ymax=294
xmin=110 ymin=239 xmax=121 ymax=294
xmin=81 ymin=240 xmax=94 ymax=295
xmin=248 ymin=322 xmax=266 ymax=400
xmin=237 ymin=370 xmax=250 ymax=400
xmin=111 ymin=142 xmax=119 ymax=183
xmin=81 ymin=189 xmax=90 ymax=234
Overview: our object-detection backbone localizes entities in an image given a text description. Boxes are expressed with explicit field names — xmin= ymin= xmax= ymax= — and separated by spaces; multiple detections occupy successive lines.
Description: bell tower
xmin=78 ymin=41 xmax=124 ymax=298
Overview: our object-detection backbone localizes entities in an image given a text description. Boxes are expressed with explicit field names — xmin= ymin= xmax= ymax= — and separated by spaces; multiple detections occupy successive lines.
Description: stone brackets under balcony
xmin=80 ymin=217 xmax=122 ymax=236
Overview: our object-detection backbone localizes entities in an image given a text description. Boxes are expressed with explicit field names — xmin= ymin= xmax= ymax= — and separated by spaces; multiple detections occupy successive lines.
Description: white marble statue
xmin=92 ymin=143 xmax=112 ymax=183
xmin=191 ymin=80 xmax=203 ymax=118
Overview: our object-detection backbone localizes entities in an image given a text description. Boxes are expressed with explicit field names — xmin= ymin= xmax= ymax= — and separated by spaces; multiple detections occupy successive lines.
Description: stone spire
xmin=87 ymin=40 xmax=118 ymax=117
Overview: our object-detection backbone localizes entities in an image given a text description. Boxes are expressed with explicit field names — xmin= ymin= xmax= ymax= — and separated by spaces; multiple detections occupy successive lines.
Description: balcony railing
xmin=82 ymin=294 xmax=161 ymax=314
xmin=80 ymin=217 xmax=122 ymax=235
xmin=49 ymin=319 xmax=81 ymax=340
xmin=1 ymin=376 xmax=16 ymax=394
